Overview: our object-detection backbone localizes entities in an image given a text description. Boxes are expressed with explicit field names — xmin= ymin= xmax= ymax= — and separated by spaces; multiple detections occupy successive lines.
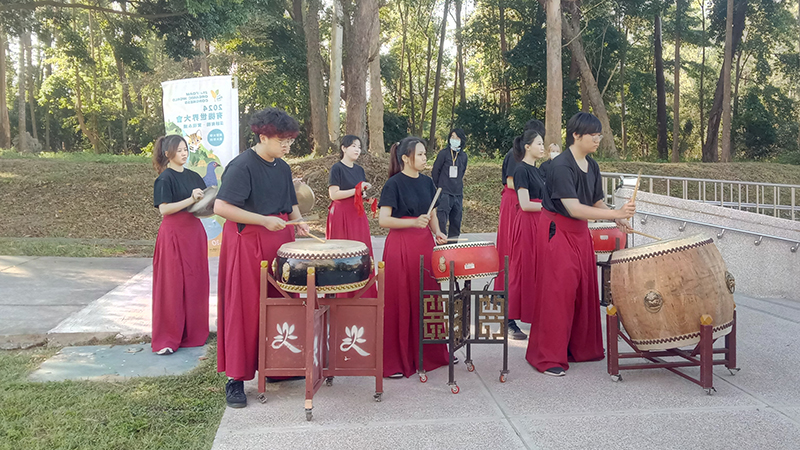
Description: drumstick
xmin=629 ymin=229 xmax=662 ymax=241
xmin=427 ymin=187 xmax=443 ymax=216
xmin=307 ymin=232 xmax=327 ymax=244
xmin=286 ymin=214 xmax=320 ymax=225
xmin=447 ymin=238 xmax=469 ymax=242
xmin=631 ymin=170 xmax=642 ymax=203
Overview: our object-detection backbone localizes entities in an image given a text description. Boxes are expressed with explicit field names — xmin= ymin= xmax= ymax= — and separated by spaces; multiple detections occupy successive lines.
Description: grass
xmin=0 ymin=339 xmax=227 ymax=450
xmin=0 ymin=238 xmax=154 ymax=258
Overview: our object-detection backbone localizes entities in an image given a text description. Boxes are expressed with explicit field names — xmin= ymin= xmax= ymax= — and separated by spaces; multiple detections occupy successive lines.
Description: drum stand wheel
xmin=450 ymin=384 xmax=460 ymax=394
xmin=373 ymin=392 xmax=383 ymax=402
xmin=418 ymin=372 xmax=428 ymax=383
xmin=305 ymin=408 xmax=313 ymax=421
xmin=705 ymin=387 xmax=716 ymax=396
xmin=610 ymin=374 xmax=623 ymax=382
xmin=324 ymin=376 xmax=334 ymax=387
xmin=465 ymin=361 xmax=475 ymax=372
xmin=499 ymin=371 xmax=508 ymax=383
xmin=257 ymin=393 xmax=268 ymax=403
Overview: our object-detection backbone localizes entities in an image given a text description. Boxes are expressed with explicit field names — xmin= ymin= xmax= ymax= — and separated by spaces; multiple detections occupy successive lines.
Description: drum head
xmin=588 ymin=221 xmax=618 ymax=230
xmin=278 ymin=239 xmax=368 ymax=258
xmin=294 ymin=181 xmax=315 ymax=215
xmin=433 ymin=241 xmax=495 ymax=251
xmin=610 ymin=234 xmax=712 ymax=263
xmin=187 ymin=186 xmax=218 ymax=218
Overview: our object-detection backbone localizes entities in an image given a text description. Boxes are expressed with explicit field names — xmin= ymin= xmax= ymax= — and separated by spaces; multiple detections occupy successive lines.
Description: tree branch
xmin=0 ymin=1 xmax=187 ymax=19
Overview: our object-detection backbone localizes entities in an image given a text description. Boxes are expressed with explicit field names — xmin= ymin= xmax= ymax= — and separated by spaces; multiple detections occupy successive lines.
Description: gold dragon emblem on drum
xmin=438 ymin=256 xmax=447 ymax=273
xmin=282 ymin=262 xmax=291 ymax=283
xmin=643 ymin=291 xmax=664 ymax=313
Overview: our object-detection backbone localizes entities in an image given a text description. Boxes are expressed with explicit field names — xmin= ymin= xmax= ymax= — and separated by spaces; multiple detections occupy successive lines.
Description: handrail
xmin=602 ymin=172 xmax=800 ymax=189
xmin=636 ymin=210 xmax=800 ymax=253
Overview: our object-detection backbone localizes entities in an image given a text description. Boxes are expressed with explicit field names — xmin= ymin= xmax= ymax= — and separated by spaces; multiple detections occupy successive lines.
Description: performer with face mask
xmin=430 ymin=128 xmax=468 ymax=239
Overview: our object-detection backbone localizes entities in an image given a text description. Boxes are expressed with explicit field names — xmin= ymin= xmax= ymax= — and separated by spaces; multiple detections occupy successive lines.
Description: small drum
xmin=273 ymin=239 xmax=372 ymax=294
xmin=431 ymin=241 xmax=499 ymax=282
xmin=187 ymin=186 xmax=218 ymax=218
xmin=588 ymin=221 xmax=627 ymax=253
xmin=294 ymin=180 xmax=315 ymax=215
xmin=609 ymin=234 xmax=735 ymax=351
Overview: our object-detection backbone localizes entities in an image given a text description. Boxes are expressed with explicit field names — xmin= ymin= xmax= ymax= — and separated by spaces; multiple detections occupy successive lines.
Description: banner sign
xmin=161 ymin=76 xmax=239 ymax=256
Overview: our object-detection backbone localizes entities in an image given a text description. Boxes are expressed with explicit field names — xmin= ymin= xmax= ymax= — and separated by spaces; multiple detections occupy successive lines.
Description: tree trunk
xmin=328 ymin=0 xmax=343 ymax=144
xmin=655 ymin=14 xmax=669 ymax=160
xmin=545 ymin=0 xmax=562 ymax=149
xmin=699 ymin=0 xmax=706 ymax=150
xmin=419 ymin=34 xmax=433 ymax=136
xmin=367 ymin=2 xmax=384 ymax=155
xmin=721 ymin=0 xmax=734 ymax=162
xmin=406 ymin=28 xmax=416 ymax=134
xmin=672 ymin=0 xmax=682 ymax=162
xmin=17 ymin=35 xmax=27 ymax=152
xmin=620 ymin=27 xmax=627 ymax=158
xmin=455 ymin=0 xmax=466 ymax=105
xmin=196 ymin=39 xmax=210 ymax=76
xmin=797 ymin=0 xmax=800 ymax=151
xmin=0 ymin=27 xmax=10 ymax=149
xmin=74 ymin=67 xmax=99 ymax=151
xmin=562 ymin=4 xmax=618 ymax=158
xmin=25 ymin=32 xmax=37 ymax=141
xmin=733 ymin=50 xmax=744 ymax=119
xmin=343 ymin=0 xmax=374 ymax=138
xmin=303 ymin=0 xmax=330 ymax=156
xmin=580 ymin=78 xmax=590 ymax=112
xmin=499 ymin=0 xmax=510 ymax=112
xmin=703 ymin=0 xmax=746 ymax=162
xmin=428 ymin=0 xmax=451 ymax=153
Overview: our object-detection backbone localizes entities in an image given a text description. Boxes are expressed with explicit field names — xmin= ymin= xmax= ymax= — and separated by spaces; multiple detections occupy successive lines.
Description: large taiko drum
xmin=609 ymin=234 xmax=736 ymax=351
xmin=431 ymin=241 xmax=499 ymax=282
xmin=589 ymin=221 xmax=627 ymax=253
xmin=273 ymin=239 xmax=372 ymax=294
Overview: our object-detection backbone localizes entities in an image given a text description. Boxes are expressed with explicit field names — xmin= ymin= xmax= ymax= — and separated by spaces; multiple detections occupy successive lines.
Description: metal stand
xmin=606 ymin=307 xmax=740 ymax=395
xmin=418 ymin=256 xmax=510 ymax=393
xmin=258 ymin=262 xmax=385 ymax=420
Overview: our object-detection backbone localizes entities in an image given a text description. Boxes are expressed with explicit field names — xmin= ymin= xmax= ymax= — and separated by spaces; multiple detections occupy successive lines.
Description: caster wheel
xmin=419 ymin=373 xmax=428 ymax=383
xmin=499 ymin=374 xmax=507 ymax=383
xmin=466 ymin=363 xmax=475 ymax=372
xmin=257 ymin=393 xmax=268 ymax=404
xmin=325 ymin=377 xmax=334 ymax=387
xmin=450 ymin=385 xmax=460 ymax=394
xmin=374 ymin=393 xmax=382 ymax=402
xmin=305 ymin=409 xmax=313 ymax=421
xmin=705 ymin=388 xmax=716 ymax=396
xmin=611 ymin=374 xmax=622 ymax=382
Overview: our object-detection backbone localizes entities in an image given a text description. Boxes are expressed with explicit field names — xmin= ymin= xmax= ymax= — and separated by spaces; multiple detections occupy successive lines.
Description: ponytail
xmin=388 ymin=136 xmax=426 ymax=177
xmin=512 ymin=129 xmax=541 ymax=162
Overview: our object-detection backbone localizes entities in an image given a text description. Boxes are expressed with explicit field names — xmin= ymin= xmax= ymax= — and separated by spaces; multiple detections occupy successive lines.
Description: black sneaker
xmin=225 ymin=379 xmax=247 ymax=408
xmin=508 ymin=320 xmax=528 ymax=340
xmin=544 ymin=367 xmax=566 ymax=377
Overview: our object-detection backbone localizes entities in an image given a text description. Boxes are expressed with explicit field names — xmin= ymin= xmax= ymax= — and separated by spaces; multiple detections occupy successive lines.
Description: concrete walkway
xmin=2 ymin=233 xmax=800 ymax=449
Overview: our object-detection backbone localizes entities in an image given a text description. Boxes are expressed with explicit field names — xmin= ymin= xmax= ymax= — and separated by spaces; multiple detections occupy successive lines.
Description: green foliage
xmin=454 ymin=98 xmax=516 ymax=157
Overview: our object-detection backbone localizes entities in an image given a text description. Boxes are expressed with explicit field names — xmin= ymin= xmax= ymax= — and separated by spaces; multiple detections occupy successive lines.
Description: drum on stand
xmin=431 ymin=241 xmax=499 ymax=282
xmin=609 ymin=234 xmax=736 ymax=351
xmin=273 ymin=239 xmax=372 ymax=294
xmin=589 ymin=221 xmax=627 ymax=255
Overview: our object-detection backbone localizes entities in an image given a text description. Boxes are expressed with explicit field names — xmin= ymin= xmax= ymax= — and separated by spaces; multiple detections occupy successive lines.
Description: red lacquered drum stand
xmin=606 ymin=307 xmax=740 ymax=395
xmin=257 ymin=262 xmax=385 ymax=421
xmin=418 ymin=256 xmax=510 ymax=394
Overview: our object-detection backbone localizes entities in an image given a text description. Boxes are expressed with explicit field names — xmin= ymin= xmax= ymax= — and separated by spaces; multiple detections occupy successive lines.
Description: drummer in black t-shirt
xmin=525 ymin=112 xmax=635 ymax=377
xmin=151 ymin=135 xmax=210 ymax=357
xmin=378 ymin=137 xmax=449 ymax=379
xmin=213 ymin=108 xmax=310 ymax=408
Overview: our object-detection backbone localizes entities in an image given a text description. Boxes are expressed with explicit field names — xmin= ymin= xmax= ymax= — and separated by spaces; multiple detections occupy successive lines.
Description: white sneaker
xmin=156 ymin=347 xmax=174 ymax=355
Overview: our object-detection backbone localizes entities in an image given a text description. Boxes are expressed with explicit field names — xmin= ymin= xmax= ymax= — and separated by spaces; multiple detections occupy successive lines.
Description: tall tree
xmin=428 ymin=0 xmax=450 ymax=152
xmin=654 ymin=14 xmax=669 ymax=160
xmin=721 ymin=0 xmax=734 ymax=162
xmin=0 ymin=26 xmax=10 ymax=148
xmin=25 ymin=30 xmax=37 ymax=141
xmin=17 ymin=34 xmax=27 ymax=152
xmin=498 ymin=0 xmax=510 ymax=111
xmin=303 ymin=0 xmax=330 ymax=156
xmin=328 ymin=0 xmax=343 ymax=144
xmin=619 ymin=26 xmax=628 ymax=158
xmin=343 ymin=0 xmax=375 ymax=139
xmin=455 ymin=0 xmax=465 ymax=105
xmin=672 ymin=0 xmax=684 ymax=162
xmin=368 ymin=2 xmax=384 ymax=155
xmin=699 ymin=0 xmax=706 ymax=149
xmin=545 ymin=0 xmax=562 ymax=150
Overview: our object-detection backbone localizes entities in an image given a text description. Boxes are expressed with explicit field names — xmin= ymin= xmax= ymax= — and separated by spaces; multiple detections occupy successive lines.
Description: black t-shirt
xmin=501 ymin=150 xmax=518 ymax=185
xmin=153 ymin=168 xmax=206 ymax=209
xmin=216 ymin=148 xmax=298 ymax=216
xmin=430 ymin=148 xmax=468 ymax=195
xmin=379 ymin=172 xmax=438 ymax=218
xmin=328 ymin=161 xmax=367 ymax=191
xmin=543 ymin=149 xmax=604 ymax=218
xmin=513 ymin=162 xmax=546 ymax=201
xmin=539 ymin=159 xmax=552 ymax=179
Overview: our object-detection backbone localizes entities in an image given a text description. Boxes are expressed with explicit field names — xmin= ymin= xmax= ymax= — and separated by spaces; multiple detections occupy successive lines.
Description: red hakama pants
xmin=382 ymin=226 xmax=449 ymax=378
xmin=152 ymin=211 xmax=209 ymax=352
xmin=326 ymin=199 xmax=378 ymax=298
xmin=508 ymin=202 xmax=541 ymax=323
xmin=526 ymin=210 xmax=604 ymax=372
xmin=217 ymin=217 xmax=294 ymax=381
xmin=494 ymin=186 xmax=519 ymax=291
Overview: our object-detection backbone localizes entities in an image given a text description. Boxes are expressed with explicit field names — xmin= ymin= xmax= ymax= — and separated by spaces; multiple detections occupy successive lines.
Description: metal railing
xmin=602 ymin=172 xmax=799 ymax=222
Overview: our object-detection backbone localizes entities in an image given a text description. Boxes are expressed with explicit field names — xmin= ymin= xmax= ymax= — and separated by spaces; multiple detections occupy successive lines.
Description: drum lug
xmin=643 ymin=291 xmax=664 ymax=314
xmin=725 ymin=271 xmax=736 ymax=294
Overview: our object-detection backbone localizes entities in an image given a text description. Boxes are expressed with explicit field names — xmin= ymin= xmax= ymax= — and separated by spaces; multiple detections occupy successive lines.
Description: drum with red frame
xmin=431 ymin=241 xmax=499 ymax=282
xmin=589 ymin=221 xmax=627 ymax=254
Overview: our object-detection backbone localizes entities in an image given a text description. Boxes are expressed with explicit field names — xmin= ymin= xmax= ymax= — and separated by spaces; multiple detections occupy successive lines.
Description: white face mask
xmin=449 ymin=138 xmax=461 ymax=150
xmin=550 ymin=151 xmax=560 ymax=160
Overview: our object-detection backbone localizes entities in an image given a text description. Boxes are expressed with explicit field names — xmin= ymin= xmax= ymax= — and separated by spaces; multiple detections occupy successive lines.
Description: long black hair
xmin=565 ymin=112 xmax=602 ymax=146
xmin=339 ymin=135 xmax=362 ymax=159
xmin=512 ymin=129 xmax=542 ymax=162
xmin=445 ymin=128 xmax=467 ymax=151
xmin=388 ymin=136 xmax=426 ymax=177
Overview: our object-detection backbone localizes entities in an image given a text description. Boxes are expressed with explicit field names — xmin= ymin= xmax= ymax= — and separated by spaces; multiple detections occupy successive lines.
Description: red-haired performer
xmin=496 ymin=119 xmax=545 ymax=340
xmin=508 ymin=130 xmax=546 ymax=325
xmin=326 ymin=134 xmax=377 ymax=297
xmin=214 ymin=108 xmax=310 ymax=408
xmin=526 ymin=112 xmax=635 ymax=377
xmin=378 ymin=137 xmax=449 ymax=378
xmin=151 ymin=135 xmax=209 ymax=356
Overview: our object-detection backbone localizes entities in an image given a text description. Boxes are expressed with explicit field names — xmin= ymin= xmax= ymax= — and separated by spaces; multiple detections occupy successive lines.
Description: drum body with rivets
xmin=588 ymin=221 xmax=627 ymax=254
xmin=609 ymin=234 xmax=735 ymax=350
xmin=273 ymin=240 xmax=371 ymax=294
xmin=431 ymin=241 xmax=499 ymax=282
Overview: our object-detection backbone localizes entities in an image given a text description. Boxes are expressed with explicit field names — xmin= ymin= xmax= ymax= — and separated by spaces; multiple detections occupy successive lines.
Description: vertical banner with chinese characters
xmin=161 ymin=76 xmax=239 ymax=257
